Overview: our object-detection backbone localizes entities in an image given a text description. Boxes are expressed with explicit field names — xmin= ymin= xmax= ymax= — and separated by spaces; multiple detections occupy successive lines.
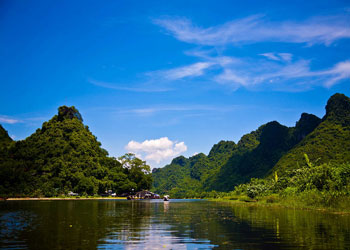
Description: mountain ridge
xmin=152 ymin=93 xmax=349 ymax=196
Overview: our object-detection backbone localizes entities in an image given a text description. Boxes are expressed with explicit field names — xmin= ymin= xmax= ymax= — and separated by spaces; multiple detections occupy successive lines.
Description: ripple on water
xmin=0 ymin=210 xmax=38 ymax=249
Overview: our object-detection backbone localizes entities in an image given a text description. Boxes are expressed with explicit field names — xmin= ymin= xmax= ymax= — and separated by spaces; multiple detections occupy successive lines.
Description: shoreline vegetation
xmin=210 ymin=196 xmax=350 ymax=215
xmin=3 ymin=197 xmax=127 ymax=201
xmin=3 ymin=195 xmax=350 ymax=215
xmin=151 ymin=94 xmax=350 ymax=214
xmin=1 ymin=94 xmax=350 ymax=216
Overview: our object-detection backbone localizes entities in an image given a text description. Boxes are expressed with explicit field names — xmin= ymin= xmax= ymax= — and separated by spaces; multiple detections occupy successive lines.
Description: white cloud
xmin=116 ymin=104 xmax=240 ymax=117
xmin=278 ymin=53 xmax=293 ymax=62
xmin=125 ymin=137 xmax=187 ymax=164
xmin=260 ymin=52 xmax=293 ymax=62
xmin=320 ymin=60 xmax=350 ymax=87
xmin=0 ymin=116 xmax=22 ymax=124
xmin=214 ymin=58 xmax=350 ymax=89
xmin=260 ymin=53 xmax=280 ymax=61
xmin=158 ymin=62 xmax=214 ymax=80
xmin=88 ymin=78 xmax=173 ymax=92
xmin=147 ymin=45 xmax=349 ymax=91
xmin=146 ymin=14 xmax=350 ymax=92
xmin=154 ymin=15 xmax=350 ymax=46
xmin=215 ymin=69 xmax=250 ymax=88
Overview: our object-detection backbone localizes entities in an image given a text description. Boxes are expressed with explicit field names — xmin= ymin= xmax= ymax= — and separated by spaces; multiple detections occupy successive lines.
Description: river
xmin=1 ymin=199 xmax=350 ymax=249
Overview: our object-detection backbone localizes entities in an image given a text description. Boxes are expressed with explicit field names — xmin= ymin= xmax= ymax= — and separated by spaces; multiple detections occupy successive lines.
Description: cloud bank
xmin=125 ymin=137 xmax=187 ymax=164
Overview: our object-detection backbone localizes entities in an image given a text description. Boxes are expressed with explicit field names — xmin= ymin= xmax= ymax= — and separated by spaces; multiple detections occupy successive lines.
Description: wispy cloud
xmin=279 ymin=53 xmax=293 ymax=62
xmin=160 ymin=62 xmax=214 ymax=80
xmin=260 ymin=53 xmax=293 ymax=62
xmin=88 ymin=78 xmax=173 ymax=92
xmin=149 ymin=48 xmax=350 ymax=90
xmin=0 ymin=116 xmax=22 ymax=124
xmin=154 ymin=15 xmax=350 ymax=46
xmin=151 ymin=14 xmax=350 ymax=91
xmin=115 ymin=104 xmax=240 ymax=116
xmin=214 ymin=58 xmax=350 ymax=89
xmin=318 ymin=60 xmax=350 ymax=87
xmin=151 ymin=55 xmax=239 ymax=81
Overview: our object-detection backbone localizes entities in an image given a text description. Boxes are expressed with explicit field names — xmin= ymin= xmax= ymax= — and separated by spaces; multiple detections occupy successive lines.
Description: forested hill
xmin=0 ymin=125 xmax=13 ymax=159
xmin=152 ymin=93 xmax=350 ymax=197
xmin=0 ymin=125 xmax=12 ymax=146
xmin=152 ymin=141 xmax=236 ymax=197
xmin=0 ymin=106 xmax=152 ymax=197
xmin=272 ymin=93 xmax=350 ymax=176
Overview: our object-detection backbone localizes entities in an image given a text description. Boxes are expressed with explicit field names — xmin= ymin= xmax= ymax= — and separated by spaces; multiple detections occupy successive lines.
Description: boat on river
xmin=163 ymin=195 xmax=170 ymax=201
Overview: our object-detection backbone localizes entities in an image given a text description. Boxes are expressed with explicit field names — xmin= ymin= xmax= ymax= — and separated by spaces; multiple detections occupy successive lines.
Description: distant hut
xmin=135 ymin=190 xmax=160 ymax=199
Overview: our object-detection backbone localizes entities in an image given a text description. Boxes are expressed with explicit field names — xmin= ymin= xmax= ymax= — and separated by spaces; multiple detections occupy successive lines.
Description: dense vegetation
xmin=225 ymin=158 xmax=350 ymax=211
xmin=2 ymin=93 xmax=349 ymax=203
xmin=152 ymin=141 xmax=236 ymax=197
xmin=152 ymin=93 xmax=350 ymax=201
xmin=0 ymin=106 xmax=152 ymax=197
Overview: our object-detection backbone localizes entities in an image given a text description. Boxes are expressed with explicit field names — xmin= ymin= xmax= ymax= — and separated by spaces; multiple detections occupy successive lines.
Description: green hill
xmin=152 ymin=141 xmax=236 ymax=196
xmin=152 ymin=105 xmax=324 ymax=195
xmin=152 ymin=93 xmax=350 ymax=197
xmin=0 ymin=125 xmax=12 ymax=145
xmin=210 ymin=113 xmax=322 ymax=191
xmin=233 ymin=93 xmax=350 ymax=208
xmin=152 ymin=113 xmax=321 ymax=197
xmin=0 ymin=125 xmax=13 ymax=152
xmin=3 ymin=94 xmax=349 ymax=198
xmin=272 ymin=93 xmax=350 ymax=176
xmin=0 ymin=106 xmax=152 ymax=197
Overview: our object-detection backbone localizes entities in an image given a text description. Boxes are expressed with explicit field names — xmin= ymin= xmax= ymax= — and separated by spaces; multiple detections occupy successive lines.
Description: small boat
xmin=163 ymin=195 xmax=170 ymax=201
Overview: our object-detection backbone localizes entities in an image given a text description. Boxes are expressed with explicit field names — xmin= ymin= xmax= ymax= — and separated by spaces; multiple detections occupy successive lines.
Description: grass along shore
xmin=3 ymin=197 xmax=127 ymax=201
xmin=4 ymin=195 xmax=350 ymax=214
xmin=209 ymin=193 xmax=350 ymax=214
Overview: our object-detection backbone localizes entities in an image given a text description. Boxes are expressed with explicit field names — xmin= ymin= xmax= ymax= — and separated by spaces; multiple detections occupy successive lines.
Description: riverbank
xmin=210 ymin=194 xmax=350 ymax=215
xmin=4 ymin=197 xmax=127 ymax=201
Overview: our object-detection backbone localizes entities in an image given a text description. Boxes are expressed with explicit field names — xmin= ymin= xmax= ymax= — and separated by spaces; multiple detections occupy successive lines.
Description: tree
xmin=119 ymin=153 xmax=153 ymax=191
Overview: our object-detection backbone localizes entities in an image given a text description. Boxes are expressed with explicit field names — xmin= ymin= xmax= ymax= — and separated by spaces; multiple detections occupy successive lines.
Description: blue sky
xmin=1 ymin=0 xmax=350 ymax=168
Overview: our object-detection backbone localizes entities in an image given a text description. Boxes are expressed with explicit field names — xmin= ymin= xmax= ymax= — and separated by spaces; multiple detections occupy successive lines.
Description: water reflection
xmin=0 ymin=200 xmax=350 ymax=249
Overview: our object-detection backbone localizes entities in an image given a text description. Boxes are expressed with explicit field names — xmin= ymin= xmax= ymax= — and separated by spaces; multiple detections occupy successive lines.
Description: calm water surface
xmin=1 ymin=199 xmax=350 ymax=249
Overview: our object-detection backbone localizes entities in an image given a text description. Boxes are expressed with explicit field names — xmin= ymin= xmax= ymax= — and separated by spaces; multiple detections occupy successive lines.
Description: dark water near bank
xmin=1 ymin=200 xmax=350 ymax=249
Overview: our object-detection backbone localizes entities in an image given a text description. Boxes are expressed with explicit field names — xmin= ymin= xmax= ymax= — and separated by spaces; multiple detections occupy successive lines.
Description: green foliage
xmin=274 ymin=171 xmax=278 ymax=183
xmin=212 ymin=115 xmax=321 ymax=191
xmin=118 ymin=153 xmax=153 ymax=191
xmin=304 ymin=153 xmax=312 ymax=167
xmin=0 ymin=125 xmax=12 ymax=146
xmin=273 ymin=93 xmax=350 ymax=175
xmin=0 ymin=107 xmax=152 ymax=197
xmin=151 ymin=141 xmax=236 ymax=196
xmin=152 ymin=93 xmax=350 ymax=198
xmin=153 ymin=113 xmax=321 ymax=196
xmin=230 ymin=160 xmax=350 ymax=208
